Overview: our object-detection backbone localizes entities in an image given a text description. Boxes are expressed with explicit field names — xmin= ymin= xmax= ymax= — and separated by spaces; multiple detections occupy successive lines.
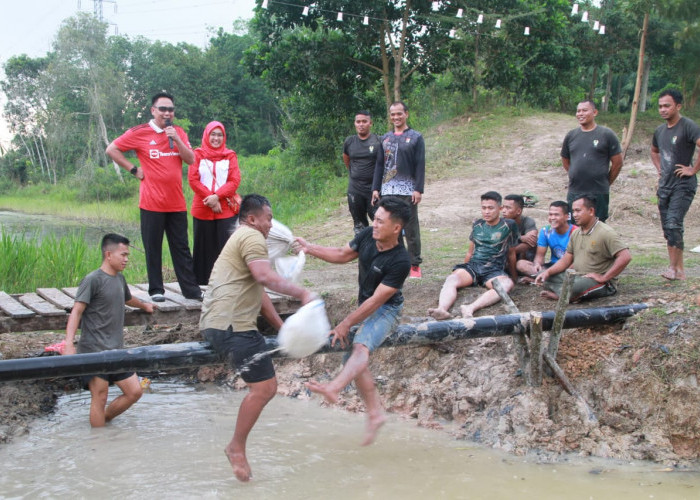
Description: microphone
xmin=165 ymin=119 xmax=174 ymax=149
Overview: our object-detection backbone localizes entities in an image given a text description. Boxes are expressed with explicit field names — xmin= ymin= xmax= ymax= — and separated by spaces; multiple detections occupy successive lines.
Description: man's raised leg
xmin=106 ymin=374 xmax=143 ymax=423
xmin=306 ymin=344 xmax=370 ymax=405
xmin=225 ymin=377 xmax=277 ymax=482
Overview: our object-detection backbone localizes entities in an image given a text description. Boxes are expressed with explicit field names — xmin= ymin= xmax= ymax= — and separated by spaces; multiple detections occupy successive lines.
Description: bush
xmin=74 ymin=163 xmax=138 ymax=202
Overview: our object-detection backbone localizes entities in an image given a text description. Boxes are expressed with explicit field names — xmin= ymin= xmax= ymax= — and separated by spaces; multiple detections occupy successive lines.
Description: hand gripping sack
xmin=277 ymin=299 xmax=331 ymax=358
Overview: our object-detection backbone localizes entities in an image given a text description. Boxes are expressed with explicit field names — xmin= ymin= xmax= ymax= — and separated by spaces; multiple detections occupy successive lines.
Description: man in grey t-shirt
xmin=561 ymin=100 xmax=623 ymax=223
xmin=651 ymin=89 xmax=700 ymax=280
xmin=63 ymin=233 xmax=154 ymax=427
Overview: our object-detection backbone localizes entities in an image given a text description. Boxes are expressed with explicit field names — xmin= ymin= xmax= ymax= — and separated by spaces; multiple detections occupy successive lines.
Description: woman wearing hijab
xmin=188 ymin=121 xmax=242 ymax=285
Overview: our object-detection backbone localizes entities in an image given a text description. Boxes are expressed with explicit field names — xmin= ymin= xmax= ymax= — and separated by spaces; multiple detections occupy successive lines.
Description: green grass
xmin=0 ymin=232 xmax=148 ymax=293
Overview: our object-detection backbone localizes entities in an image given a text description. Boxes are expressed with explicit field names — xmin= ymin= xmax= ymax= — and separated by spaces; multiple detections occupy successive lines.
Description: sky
xmin=0 ymin=0 xmax=258 ymax=148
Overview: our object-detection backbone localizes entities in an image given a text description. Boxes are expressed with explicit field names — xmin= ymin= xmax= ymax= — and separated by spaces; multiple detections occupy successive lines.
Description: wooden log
xmin=492 ymin=279 xmax=530 ymax=383
xmin=547 ymin=269 xmax=576 ymax=361
xmin=128 ymin=285 xmax=180 ymax=312
xmin=0 ymin=304 xmax=648 ymax=381
xmin=530 ymin=311 xmax=543 ymax=387
xmin=37 ymin=288 xmax=75 ymax=311
xmin=0 ymin=291 xmax=35 ymax=318
xmin=18 ymin=293 xmax=66 ymax=317
xmin=544 ymin=352 xmax=597 ymax=424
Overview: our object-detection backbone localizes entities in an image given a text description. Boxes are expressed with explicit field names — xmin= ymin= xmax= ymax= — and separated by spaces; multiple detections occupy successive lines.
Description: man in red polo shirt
xmin=106 ymin=92 xmax=201 ymax=301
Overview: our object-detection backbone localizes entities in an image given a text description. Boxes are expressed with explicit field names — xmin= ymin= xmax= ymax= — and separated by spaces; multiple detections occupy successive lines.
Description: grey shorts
xmin=203 ymin=328 xmax=275 ymax=383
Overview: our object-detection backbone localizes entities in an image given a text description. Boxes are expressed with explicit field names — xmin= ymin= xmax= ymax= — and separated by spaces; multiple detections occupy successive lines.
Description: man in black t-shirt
xmin=343 ymin=111 xmax=381 ymax=234
xmin=294 ymin=197 xmax=411 ymax=446
xmin=651 ymin=89 xmax=700 ymax=280
xmin=561 ymin=100 xmax=623 ymax=222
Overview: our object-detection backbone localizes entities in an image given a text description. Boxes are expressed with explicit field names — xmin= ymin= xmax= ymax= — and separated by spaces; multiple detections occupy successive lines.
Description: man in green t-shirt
xmin=535 ymin=195 xmax=631 ymax=302
xmin=428 ymin=191 xmax=519 ymax=319
xmin=200 ymin=194 xmax=314 ymax=482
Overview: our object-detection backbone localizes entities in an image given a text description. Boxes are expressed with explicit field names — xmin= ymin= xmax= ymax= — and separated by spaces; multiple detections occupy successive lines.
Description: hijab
xmin=195 ymin=121 xmax=234 ymax=162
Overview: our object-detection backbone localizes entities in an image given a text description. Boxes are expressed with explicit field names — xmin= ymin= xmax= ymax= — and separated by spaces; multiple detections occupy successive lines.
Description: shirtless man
xmin=428 ymin=191 xmax=518 ymax=319
xmin=294 ymin=197 xmax=411 ymax=446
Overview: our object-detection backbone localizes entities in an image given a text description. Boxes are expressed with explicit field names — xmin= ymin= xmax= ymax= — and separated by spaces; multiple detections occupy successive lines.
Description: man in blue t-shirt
xmin=517 ymin=201 xmax=577 ymax=281
xmin=294 ymin=197 xmax=411 ymax=446
xmin=428 ymin=191 xmax=519 ymax=319
xmin=650 ymin=89 xmax=700 ymax=281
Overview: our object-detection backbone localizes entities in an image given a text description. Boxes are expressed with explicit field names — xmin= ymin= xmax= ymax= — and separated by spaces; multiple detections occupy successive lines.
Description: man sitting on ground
xmin=535 ymin=196 xmax=631 ymax=302
xmin=502 ymin=194 xmax=537 ymax=281
xmin=428 ymin=191 xmax=519 ymax=319
xmin=517 ymin=200 xmax=577 ymax=281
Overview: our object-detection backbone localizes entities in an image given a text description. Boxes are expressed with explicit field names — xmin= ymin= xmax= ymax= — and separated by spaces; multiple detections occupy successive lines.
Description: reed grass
xmin=0 ymin=232 xmax=149 ymax=293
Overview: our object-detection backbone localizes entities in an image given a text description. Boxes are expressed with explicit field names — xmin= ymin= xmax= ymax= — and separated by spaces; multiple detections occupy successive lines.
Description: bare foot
xmin=224 ymin=448 xmax=252 ymax=482
xmin=428 ymin=307 xmax=452 ymax=320
xmin=661 ymin=269 xmax=677 ymax=280
xmin=361 ymin=413 xmax=387 ymax=446
xmin=539 ymin=290 xmax=559 ymax=301
xmin=459 ymin=305 xmax=474 ymax=318
xmin=305 ymin=380 xmax=339 ymax=405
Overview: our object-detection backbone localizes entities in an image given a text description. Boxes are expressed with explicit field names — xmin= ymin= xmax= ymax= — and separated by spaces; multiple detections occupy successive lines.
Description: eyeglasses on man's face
xmin=155 ymin=106 xmax=175 ymax=112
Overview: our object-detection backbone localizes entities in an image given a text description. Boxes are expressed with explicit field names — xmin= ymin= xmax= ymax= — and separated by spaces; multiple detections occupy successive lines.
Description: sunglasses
xmin=155 ymin=106 xmax=175 ymax=112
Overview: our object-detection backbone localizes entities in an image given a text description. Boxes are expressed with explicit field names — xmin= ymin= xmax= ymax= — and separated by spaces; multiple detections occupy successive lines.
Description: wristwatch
xmin=130 ymin=166 xmax=138 ymax=175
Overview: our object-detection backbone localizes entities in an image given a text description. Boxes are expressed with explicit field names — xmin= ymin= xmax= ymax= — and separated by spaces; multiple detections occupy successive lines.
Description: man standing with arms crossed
xmin=561 ymin=99 xmax=623 ymax=223
xmin=343 ymin=110 xmax=381 ymax=234
xmin=651 ymin=89 xmax=700 ymax=281
xmin=63 ymin=234 xmax=154 ymax=427
xmin=200 ymin=194 xmax=315 ymax=482
xmin=372 ymin=101 xmax=425 ymax=278
xmin=294 ymin=197 xmax=411 ymax=446
xmin=106 ymin=92 xmax=202 ymax=302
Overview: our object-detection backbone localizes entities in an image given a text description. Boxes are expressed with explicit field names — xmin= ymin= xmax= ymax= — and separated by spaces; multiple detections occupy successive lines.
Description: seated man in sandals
xmin=535 ymin=195 xmax=631 ymax=302
xmin=428 ymin=191 xmax=519 ymax=319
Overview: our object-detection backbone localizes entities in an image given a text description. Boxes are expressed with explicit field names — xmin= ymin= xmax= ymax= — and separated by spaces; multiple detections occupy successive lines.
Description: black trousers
xmin=140 ymin=209 xmax=201 ymax=298
xmin=347 ymin=191 xmax=376 ymax=234
xmin=381 ymin=194 xmax=422 ymax=267
xmin=192 ymin=216 xmax=237 ymax=285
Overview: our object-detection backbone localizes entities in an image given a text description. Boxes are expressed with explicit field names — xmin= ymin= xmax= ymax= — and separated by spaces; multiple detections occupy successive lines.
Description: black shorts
xmin=202 ymin=328 xmax=275 ymax=383
xmin=81 ymin=372 xmax=135 ymax=391
xmin=453 ymin=262 xmax=506 ymax=287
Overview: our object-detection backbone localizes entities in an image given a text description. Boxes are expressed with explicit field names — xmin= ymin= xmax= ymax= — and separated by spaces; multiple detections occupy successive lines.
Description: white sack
xmin=277 ymin=299 xmax=331 ymax=358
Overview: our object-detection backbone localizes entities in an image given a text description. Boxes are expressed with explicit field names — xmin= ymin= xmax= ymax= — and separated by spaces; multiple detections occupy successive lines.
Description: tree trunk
xmin=602 ymin=67 xmax=613 ymax=112
xmin=472 ymin=32 xmax=481 ymax=109
xmin=621 ymin=12 xmax=649 ymax=160
xmin=380 ymin=21 xmax=392 ymax=115
xmin=589 ymin=66 xmax=599 ymax=100
xmin=639 ymin=55 xmax=652 ymax=112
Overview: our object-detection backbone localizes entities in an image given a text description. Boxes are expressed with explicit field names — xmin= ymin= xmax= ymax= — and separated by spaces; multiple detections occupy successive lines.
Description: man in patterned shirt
xmin=372 ymin=101 xmax=425 ymax=278
xmin=428 ymin=191 xmax=519 ymax=319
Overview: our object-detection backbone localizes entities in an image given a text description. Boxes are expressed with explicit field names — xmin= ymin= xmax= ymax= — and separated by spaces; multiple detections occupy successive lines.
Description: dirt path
xmin=2 ymin=112 xmax=699 ymax=464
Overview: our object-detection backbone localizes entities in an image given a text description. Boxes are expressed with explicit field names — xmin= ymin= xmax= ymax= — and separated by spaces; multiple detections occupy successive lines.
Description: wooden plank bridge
xmin=0 ymin=283 xmax=300 ymax=333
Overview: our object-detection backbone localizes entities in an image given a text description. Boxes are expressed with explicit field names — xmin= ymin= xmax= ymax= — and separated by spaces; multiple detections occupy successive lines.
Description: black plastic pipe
xmin=0 ymin=303 xmax=647 ymax=382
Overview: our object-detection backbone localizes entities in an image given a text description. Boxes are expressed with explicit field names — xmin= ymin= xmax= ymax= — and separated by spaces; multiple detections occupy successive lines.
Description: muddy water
xmin=1 ymin=382 xmax=697 ymax=499
xmin=0 ymin=210 xmax=134 ymax=242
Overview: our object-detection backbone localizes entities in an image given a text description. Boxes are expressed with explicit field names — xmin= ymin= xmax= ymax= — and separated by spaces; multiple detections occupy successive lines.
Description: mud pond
xmin=0 ymin=381 xmax=697 ymax=499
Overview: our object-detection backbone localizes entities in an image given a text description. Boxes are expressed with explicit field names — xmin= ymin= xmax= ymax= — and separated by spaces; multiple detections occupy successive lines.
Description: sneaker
xmin=151 ymin=293 xmax=165 ymax=302
xmin=409 ymin=266 xmax=422 ymax=278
